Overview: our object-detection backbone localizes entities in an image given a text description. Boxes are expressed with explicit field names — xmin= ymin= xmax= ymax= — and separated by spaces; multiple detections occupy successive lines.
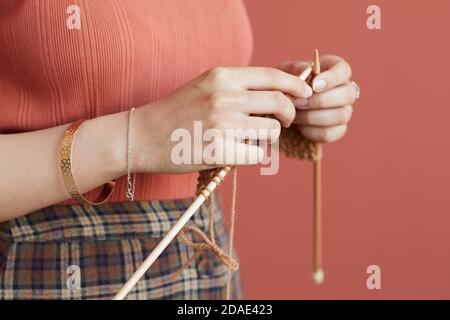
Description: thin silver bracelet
xmin=125 ymin=107 xmax=137 ymax=201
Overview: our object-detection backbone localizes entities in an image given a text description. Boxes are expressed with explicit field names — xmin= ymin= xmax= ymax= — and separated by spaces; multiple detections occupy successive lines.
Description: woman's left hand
xmin=279 ymin=55 xmax=359 ymax=143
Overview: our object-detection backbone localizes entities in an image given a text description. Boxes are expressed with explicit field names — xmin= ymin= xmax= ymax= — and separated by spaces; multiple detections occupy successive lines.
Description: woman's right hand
xmin=0 ymin=67 xmax=311 ymax=218
xmin=133 ymin=67 xmax=313 ymax=174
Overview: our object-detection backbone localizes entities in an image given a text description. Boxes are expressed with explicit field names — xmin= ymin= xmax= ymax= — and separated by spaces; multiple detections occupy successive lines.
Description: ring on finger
xmin=351 ymin=81 xmax=361 ymax=100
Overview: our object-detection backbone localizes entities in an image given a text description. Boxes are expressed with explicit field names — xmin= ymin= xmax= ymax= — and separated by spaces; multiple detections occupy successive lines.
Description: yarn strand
xmin=173 ymin=167 xmax=239 ymax=300
xmin=226 ymin=167 xmax=238 ymax=299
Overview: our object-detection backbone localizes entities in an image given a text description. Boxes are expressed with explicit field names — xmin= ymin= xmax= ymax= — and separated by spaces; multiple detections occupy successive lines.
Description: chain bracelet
xmin=125 ymin=108 xmax=137 ymax=201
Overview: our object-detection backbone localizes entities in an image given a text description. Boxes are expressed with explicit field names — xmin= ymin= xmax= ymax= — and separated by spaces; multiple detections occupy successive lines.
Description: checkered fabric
xmin=0 ymin=194 xmax=242 ymax=300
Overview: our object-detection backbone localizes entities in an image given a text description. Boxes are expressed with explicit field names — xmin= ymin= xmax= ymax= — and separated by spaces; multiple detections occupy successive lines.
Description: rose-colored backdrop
xmin=219 ymin=0 xmax=450 ymax=299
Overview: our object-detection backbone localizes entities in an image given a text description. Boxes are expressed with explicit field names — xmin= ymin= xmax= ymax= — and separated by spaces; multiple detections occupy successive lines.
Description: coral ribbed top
xmin=0 ymin=1 xmax=253 ymax=204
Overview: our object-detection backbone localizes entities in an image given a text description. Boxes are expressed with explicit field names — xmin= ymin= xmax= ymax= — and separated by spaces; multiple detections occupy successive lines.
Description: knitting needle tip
xmin=312 ymin=269 xmax=324 ymax=285
xmin=298 ymin=64 xmax=313 ymax=81
xmin=313 ymin=49 xmax=321 ymax=75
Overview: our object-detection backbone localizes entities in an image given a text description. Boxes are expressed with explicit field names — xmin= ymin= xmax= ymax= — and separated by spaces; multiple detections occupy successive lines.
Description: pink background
xmin=220 ymin=0 xmax=450 ymax=299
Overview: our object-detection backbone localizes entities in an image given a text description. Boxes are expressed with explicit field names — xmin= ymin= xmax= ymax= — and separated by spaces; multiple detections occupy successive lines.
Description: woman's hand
xmin=133 ymin=67 xmax=313 ymax=173
xmin=279 ymin=55 xmax=358 ymax=143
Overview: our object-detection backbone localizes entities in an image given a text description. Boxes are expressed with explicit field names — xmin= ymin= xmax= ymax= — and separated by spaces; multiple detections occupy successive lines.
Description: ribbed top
xmin=0 ymin=0 xmax=253 ymax=204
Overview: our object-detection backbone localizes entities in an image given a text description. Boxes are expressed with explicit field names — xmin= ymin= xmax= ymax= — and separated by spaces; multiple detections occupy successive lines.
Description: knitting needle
xmin=298 ymin=64 xmax=313 ymax=82
xmin=311 ymin=49 xmax=324 ymax=285
xmin=113 ymin=167 xmax=231 ymax=300
xmin=114 ymin=57 xmax=318 ymax=300
xmin=285 ymin=64 xmax=313 ymax=102
xmin=287 ymin=53 xmax=323 ymax=284
xmin=289 ymin=51 xmax=324 ymax=284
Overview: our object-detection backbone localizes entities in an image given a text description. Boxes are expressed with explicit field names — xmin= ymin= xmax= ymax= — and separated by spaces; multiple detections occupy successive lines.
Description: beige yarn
xmin=279 ymin=126 xmax=322 ymax=161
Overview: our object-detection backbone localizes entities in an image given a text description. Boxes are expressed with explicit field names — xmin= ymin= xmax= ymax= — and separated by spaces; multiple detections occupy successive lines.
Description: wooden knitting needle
xmin=288 ymin=51 xmax=324 ymax=284
xmin=311 ymin=49 xmax=324 ymax=285
xmin=298 ymin=64 xmax=313 ymax=82
xmin=286 ymin=51 xmax=323 ymax=284
xmin=113 ymin=167 xmax=231 ymax=300
xmin=114 ymin=53 xmax=320 ymax=300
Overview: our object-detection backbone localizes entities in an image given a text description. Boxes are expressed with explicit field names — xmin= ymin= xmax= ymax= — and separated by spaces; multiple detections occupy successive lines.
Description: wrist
xmin=95 ymin=102 xmax=166 ymax=177
xmin=69 ymin=111 xmax=127 ymax=195
xmin=89 ymin=111 xmax=129 ymax=179
xmin=131 ymin=104 xmax=160 ymax=174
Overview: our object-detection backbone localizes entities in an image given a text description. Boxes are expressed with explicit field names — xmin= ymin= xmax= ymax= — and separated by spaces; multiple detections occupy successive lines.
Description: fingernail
xmin=293 ymin=98 xmax=308 ymax=109
xmin=305 ymin=83 xmax=313 ymax=97
xmin=313 ymin=78 xmax=327 ymax=92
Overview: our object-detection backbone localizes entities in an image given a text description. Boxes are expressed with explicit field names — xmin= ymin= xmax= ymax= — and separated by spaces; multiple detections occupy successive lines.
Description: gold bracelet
xmin=60 ymin=120 xmax=116 ymax=205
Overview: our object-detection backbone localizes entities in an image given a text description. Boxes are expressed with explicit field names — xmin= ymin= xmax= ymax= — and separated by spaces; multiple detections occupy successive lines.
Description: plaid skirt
xmin=0 ymin=194 xmax=242 ymax=300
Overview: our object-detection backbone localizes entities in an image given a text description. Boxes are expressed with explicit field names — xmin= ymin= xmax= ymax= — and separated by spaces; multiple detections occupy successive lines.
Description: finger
xmin=243 ymin=117 xmax=281 ymax=142
xmin=278 ymin=60 xmax=312 ymax=76
xmin=299 ymin=124 xmax=348 ymax=143
xmin=205 ymin=141 xmax=264 ymax=166
xmin=294 ymin=82 xmax=357 ymax=109
xmin=229 ymin=91 xmax=295 ymax=127
xmin=312 ymin=55 xmax=352 ymax=93
xmin=202 ymin=141 xmax=264 ymax=166
xmin=227 ymin=67 xmax=313 ymax=98
xmin=216 ymin=115 xmax=281 ymax=142
xmin=244 ymin=116 xmax=281 ymax=132
xmin=294 ymin=105 xmax=353 ymax=127
xmin=234 ymin=142 xmax=265 ymax=165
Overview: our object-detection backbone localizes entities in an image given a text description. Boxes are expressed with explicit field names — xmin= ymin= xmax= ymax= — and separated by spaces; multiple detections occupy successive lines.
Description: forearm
xmin=0 ymin=110 xmax=129 ymax=221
